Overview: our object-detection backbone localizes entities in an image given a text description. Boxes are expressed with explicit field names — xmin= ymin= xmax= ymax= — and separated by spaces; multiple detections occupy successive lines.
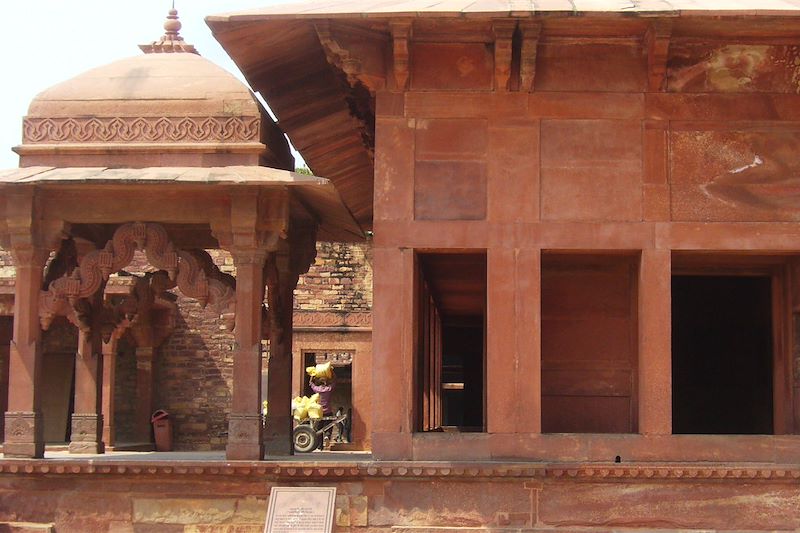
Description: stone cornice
xmin=1 ymin=460 xmax=800 ymax=482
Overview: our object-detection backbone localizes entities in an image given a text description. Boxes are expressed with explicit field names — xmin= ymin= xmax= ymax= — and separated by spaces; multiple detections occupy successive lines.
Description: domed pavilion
xmin=0 ymin=9 xmax=362 ymax=460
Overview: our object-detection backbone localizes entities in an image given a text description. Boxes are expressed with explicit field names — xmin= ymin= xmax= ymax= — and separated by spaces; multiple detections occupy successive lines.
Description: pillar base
xmin=263 ymin=414 xmax=294 ymax=457
xmin=69 ymin=413 xmax=104 ymax=455
xmin=226 ymin=413 xmax=263 ymax=460
xmin=4 ymin=411 xmax=44 ymax=458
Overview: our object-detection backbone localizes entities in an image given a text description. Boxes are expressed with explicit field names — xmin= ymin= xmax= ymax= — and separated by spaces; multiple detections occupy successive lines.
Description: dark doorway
xmin=672 ymin=275 xmax=774 ymax=434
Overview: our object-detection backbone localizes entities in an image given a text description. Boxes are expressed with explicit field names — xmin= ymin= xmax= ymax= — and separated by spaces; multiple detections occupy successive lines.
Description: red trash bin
xmin=151 ymin=410 xmax=173 ymax=452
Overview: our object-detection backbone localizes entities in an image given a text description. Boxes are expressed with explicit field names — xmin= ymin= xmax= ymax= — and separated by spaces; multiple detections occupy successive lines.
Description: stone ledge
xmin=1 ymin=459 xmax=800 ymax=482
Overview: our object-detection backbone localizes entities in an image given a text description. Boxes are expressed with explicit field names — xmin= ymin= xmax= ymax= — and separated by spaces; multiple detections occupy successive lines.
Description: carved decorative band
xmin=23 ymin=116 xmax=261 ymax=144
xmin=293 ymin=311 xmax=372 ymax=328
xmin=3 ymin=461 xmax=800 ymax=482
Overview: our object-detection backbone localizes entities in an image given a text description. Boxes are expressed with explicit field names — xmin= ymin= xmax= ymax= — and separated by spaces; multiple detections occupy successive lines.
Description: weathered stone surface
xmin=132 ymin=498 xmax=236 ymax=525
xmin=538 ymin=481 xmax=800 ymax=530
xmin=369 ymin=481 xmax=532 ymax=528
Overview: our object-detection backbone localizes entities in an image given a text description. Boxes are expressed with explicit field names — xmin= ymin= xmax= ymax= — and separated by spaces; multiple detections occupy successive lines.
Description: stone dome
xmin=14 ymin=9 xmax=293 ymax=170
xmin=25 ymin=52 xmax=261 ymax=121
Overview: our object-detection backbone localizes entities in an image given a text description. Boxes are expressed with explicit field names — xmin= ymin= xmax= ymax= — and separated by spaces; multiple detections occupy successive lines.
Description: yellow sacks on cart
xmin=291 ymin=393 xmax=323 ymax=421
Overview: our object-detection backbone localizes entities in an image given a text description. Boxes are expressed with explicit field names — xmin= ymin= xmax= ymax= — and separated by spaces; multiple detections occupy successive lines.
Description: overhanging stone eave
xmin=0 ymin=166 xmax=365 ymax=242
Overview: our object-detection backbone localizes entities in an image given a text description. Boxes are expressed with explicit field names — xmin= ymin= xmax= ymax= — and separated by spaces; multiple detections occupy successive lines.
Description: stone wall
xmin=2 ymin=464 xmax=800 ymax=532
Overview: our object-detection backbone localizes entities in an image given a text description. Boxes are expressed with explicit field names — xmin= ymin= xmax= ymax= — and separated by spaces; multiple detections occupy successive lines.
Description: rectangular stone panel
xmin=668 ymin=43 xmax=800 ymax=93
xmin=415 ymin=119 xmax=488 ymax=161
xmin=415 ymin=161 xmax=487 ymax=220
xmin=411 ymin=43 xmax=493 ymax=91
xmin=542 ymin=396 xmax=632 ymax=433
xmin=541 ymin=120 xmax=642 ymax=221
xmin=670 ymin=129 xmax=800 ymax=222
xmin=536 ymin=43 xmax=646 ymax=92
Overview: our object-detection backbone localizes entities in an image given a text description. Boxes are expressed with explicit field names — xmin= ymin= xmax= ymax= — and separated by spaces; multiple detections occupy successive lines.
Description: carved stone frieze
xmin=293 ymin=311 xmax=372 ymax=328
xmin=227 ymin=414 xmax=263 ymax=445
xmin=22 ymin=116 xmax=261 ymax=144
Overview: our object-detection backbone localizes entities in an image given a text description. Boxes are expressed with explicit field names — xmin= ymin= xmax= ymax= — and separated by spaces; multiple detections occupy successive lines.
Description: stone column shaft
xmin=263 ymin=279 xmax=295 ymax=456
xmin=5 ymin=257 xmax=46 ymax=458
xmin=70 ymin=328 xmax=104 ymax=454
xmin=101 ymin=337 xmax=118 ymax=448
xmin=226 ymin=251 xmax=267 ymax=461
xmin=135 ymin=347 xmax=155 ymax=443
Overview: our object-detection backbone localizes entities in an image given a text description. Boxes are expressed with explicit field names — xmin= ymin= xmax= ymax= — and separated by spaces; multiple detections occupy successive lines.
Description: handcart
xmin=293 ymin=411 xmax=348 ymax=453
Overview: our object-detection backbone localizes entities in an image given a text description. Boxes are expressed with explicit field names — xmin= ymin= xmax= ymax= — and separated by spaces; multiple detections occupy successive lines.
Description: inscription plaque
xmin=264 ymin=487 xmax=336 ymax=533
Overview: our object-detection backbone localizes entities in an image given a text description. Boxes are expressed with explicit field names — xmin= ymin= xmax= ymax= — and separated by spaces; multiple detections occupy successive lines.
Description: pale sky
xmin=0 ymin=0 xmax=299 ymax=169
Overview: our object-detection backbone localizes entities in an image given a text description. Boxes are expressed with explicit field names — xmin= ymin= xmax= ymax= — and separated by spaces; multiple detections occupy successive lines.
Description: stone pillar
xmin=100 ymin=336 xmax=118 ymax=447
xmin=226 ymin=249 xmax=267 ymax=460
xmin=487 ymin=248 xmax=541 ymax=434
xmin=638 ymin=248 xmax=672 ymax=435
xmin=263 ymin=256 xmax=296 ymax=456
xmin=134 ymin=347 xmax=156 ymax=443
xmin=4 ymin=249 xmax=47 ymax=458
xmin=70 ymin=327 xmax=104 ymax=454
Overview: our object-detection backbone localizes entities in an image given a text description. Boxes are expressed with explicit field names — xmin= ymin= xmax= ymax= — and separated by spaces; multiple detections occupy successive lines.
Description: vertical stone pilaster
xmin=639 ymin=248 xmax=672 ymax=435
xmin=5 ymin=248 xmax=47 ymax=458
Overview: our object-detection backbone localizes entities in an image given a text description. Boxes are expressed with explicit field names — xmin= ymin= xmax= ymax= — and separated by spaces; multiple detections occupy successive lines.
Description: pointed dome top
xmin=139 ymin=7 xmax=198 ymax=55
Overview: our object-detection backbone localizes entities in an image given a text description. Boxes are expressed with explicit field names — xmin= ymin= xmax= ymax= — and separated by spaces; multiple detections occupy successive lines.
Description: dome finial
xmin=139 ymin=4 xmax=199 ymax=55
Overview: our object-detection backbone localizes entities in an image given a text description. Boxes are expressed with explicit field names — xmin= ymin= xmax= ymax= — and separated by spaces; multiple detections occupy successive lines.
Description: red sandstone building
xmin=2 ymin=1 xmax=800 ymax=531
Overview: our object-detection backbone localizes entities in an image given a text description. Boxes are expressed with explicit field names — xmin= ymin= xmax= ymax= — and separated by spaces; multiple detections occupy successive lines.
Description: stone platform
xmin=1 ymin=452 xmax=800 ymax=532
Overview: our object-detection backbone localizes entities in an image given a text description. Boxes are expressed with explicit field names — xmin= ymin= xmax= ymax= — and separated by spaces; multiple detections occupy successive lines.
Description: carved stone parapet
xmin=4 ymin=411 xmax=44 ymax=458
xmin=69 ymin=413 xmax=104 ymax=454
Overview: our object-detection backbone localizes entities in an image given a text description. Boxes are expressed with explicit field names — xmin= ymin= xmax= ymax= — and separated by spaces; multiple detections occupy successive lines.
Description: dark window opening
xmin=416 ymin=252 xmax=486 ymax=432
xmin=672 ymin=275 xmax=774 ymax=435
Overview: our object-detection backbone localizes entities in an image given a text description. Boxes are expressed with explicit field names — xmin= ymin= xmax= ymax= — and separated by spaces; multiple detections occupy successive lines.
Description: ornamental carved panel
xmin=4 ymin=411 xmax=41 ymax=444
xmin=70 ymin=413 xmax=102 ymax=442
xmin=23 ymin=116 xmax=261 ymax=144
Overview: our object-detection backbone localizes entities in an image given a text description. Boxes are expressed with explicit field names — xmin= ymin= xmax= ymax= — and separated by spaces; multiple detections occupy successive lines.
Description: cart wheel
xmin=293 ymin=425 xmax=319 ymax=453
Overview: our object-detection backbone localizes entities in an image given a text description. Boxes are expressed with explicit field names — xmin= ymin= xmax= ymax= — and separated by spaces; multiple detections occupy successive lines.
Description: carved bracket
xmin=40 ymin=222 xmax=236 ymax=331
xmin=646 ymin=19 xmax=673 ymax=92
xmin=315 ymin=21 xmax=388 ymax=94
xmin=390 ymin=21 xmax=412 ymax=90
xmin=520 ymin=21 xmax=542 ymax=93
xmin=493 ymin=20 xmax=517 ymax=92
